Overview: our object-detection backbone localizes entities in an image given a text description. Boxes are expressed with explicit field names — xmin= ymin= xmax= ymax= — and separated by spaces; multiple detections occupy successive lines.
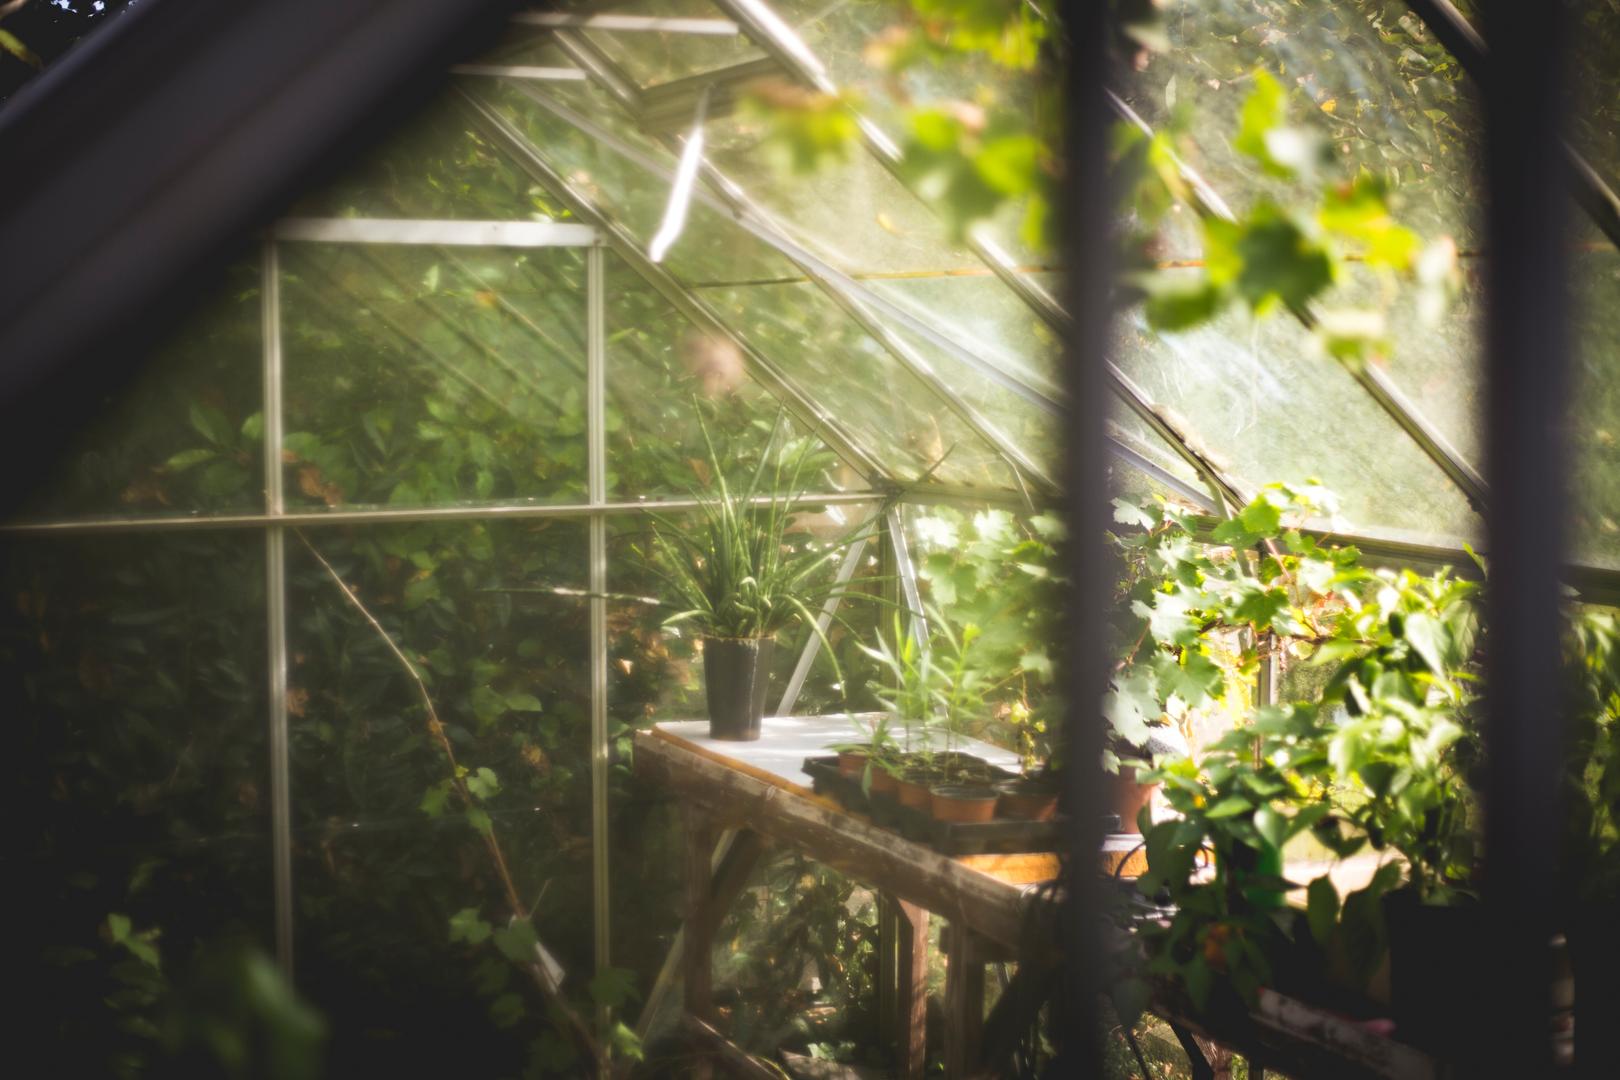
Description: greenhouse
xmin=1 ymin=0 xmax=1617 ymax=1076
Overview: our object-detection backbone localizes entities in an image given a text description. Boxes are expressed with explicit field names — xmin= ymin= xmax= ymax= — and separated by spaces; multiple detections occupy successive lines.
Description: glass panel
xmin=16 ymin=256 xmax=263 ymax=522
xmin=704 ymin=111 xmax=982 ymax=275
xmin=1116 ymin=269 xmax=1482 ymax=540
xmin=868 ymin=272 xmax=1061 ymax=394
xmin=1572 ymin=251 xmax=1620 ymax=563
xmin=2 ymin=531 xmax=272 ymax=1073
xmin=483 ymin=77 xmax=792 ymax=286
xmin=708 ymin=280 xmax=1014 ymax=486
xmin=289 ymin=95 xmax=563 ymax=221
xmin=287 ymin=519 xmax=593 ymax=1074
xmin=576 ymin=0 xmax=767 ymax=87
xmin=1568 ymin=5 xmax=1620 ymax=212
xmin=605 ymin=263 xmax=864 ymax=497
xmin=1119 ymin=0 xmax=1481 ymax=247
xmin=485 ymin=78 xmax=1017 ymax=487
xmin=278 ymin=242 xmax=589 ymax=509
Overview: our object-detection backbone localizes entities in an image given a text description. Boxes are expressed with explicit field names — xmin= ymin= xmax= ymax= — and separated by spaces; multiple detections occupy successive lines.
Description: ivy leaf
xmin=1112 ymin=497 xmax=1156 ymax=530
xmin=419 ymin=780 xmax=452 ymax=819
xmin=465 ymin=807 xmax=494 ymax=835
xmin=1231 ymin=584 xmax=1288 ymax=631
xmin=492 ymin=920 xmax=538 ymax=965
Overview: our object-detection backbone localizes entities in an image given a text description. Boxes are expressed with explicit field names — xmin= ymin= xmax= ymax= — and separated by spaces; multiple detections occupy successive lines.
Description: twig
xmin=294 ymin=529 xmax=606 ymax=1073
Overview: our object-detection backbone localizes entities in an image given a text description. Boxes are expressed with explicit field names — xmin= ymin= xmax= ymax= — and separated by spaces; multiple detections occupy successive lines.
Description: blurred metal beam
xmin=776 ymin=511 xmax=877 ymax=717
xmin=448 ymin=64 xmax=589 ymax=81
xmin=457 ymin=87 xmax=895 ymax=488
xmin=1478 ymin=0 xmax=1572 ymax=1071
xmin=1402 ymin=0 xmax=1620 ymax=251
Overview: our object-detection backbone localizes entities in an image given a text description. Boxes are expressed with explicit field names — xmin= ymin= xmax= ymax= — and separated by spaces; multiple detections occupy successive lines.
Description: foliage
xmin=642 ymin=413 xmax=866 ymax=644
xmin=1111 ymin=482 xmax=1485 ymax=1014
xmin=1562 ymin=608 xmax=1620 ymax=904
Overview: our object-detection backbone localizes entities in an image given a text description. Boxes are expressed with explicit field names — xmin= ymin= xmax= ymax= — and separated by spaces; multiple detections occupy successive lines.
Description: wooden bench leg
xmin=896 ymin=900 xmax=929 ymax=1080
xmin=944 ymin=922 xmax=985 ymax=1079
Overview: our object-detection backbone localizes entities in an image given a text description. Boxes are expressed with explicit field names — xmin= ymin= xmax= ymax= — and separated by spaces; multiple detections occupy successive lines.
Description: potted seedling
xmin=646 ymin=415 xmax=865 ymax=741
xmin=849 ymin=614 xmax=937 ymax=811
xmin=996 ymin=699 xmax=1060 ymax=821
xmin=923 ymin=614 xmax=1002 ymax=824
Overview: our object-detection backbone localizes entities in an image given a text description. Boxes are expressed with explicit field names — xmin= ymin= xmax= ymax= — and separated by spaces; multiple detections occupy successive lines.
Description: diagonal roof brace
xmin=457 ymin=86 xmax=896 ymax=490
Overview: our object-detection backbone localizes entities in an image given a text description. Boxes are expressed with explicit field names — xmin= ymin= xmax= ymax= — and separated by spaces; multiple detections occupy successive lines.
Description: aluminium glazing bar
xmin=513 ymin=12 xmax=740 ymax=35
xmin=502 ymin=80 xmax=1058 ymax=491
xmin=1107 ymin=92 xmax=1490 ymax=514
xmin=775 ymin=513 xmax=877 ymax=717
xmin=586 ymin=244 xmax=612 ymax=1021
xmin=709 ymin=0 xmax=1250 ymax=513
xmin=261 ymin=239 xmax=295 ymax=978
xmin=447 ymin=64 xmax=589 ymax=81
xmin=272 ymin=217 xmax=597 ymax=247
xmin=456 ymin=85 xmax=895 ymax=488
xmin=886 ymin=506 xmax=927 ymax=651
xmin=0 ymin=491 xmax=885 ymax=535
xmin=512 ymin=68 xmax=1065 ymax=415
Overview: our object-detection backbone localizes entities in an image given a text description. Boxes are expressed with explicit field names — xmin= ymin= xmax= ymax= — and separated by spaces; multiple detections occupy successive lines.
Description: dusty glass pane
xmin=480 ymin=77 xmax=792 ymax=286
xmin=606 ymin=265 xmax=864 ymax=497
xmin=2 ymin=532 xmax=273 ymax=1072
xmin=1571 ymin=251 xmax=1620 ymax=563
xmin=1120 ymin=0 xmax=1480 ymax=246
xmin=708 ymin=280 xmax=1014 ymax=486
xmin=703 ymin=110 xmax=982 ymax=275
xmin=287 ymin=520 xmax=593 ymax=1074
xmin=278 ymin=242 xmax=588 ymax=509
xmin=1115 ymin=269 xmax=1481 ymax=540
xmin=16 ymin=256 xmax=263 ymax=522
xmin=868 ymin=272 xmax=1061 ymax=395
xmin=577 ymin=0 xmax=767 ymax=87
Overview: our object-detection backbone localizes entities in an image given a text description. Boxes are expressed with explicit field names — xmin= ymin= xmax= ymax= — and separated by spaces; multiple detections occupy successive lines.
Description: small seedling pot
xmin=836 ymin=751 xmax=868 ymax=779
xmin=929 ymin=784 xmax=999 ymax=824
xmin=1108 ymin=765 xmax=1159 ymax=834
xmin=868 ymin=765 xmax=900 ymax=796
xmin=703 ymin=636 xmax=774 ymax=741
xmin=895 ymin=771 xmax=935 ymax=811
xmin=995 ymin=777 xmax=1058 ymax=821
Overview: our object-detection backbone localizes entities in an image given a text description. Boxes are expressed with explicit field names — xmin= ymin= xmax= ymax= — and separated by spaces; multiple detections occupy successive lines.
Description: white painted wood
xmin=653 ymin=714 xmax=1021 ymax=792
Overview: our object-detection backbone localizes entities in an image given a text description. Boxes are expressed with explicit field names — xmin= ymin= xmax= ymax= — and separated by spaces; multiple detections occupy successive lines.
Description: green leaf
xmin=1402 ymin=612 xmax=1449 ymax=675
xmin=489 ymin=993 xmax=525 ymax=1029
xmin=466 ymin=767 xmax=500 ymax=801
xmin=492 ymin=920 xmax=538 ymax=964
xmin=1306 ymin=875 xmax=1340 ymax=946
xmin=449 ymin=907 xmax=492 ymax=946
xmin=1205 ymin=793 xmax=1253 ymax=818
xmin=589 ymin=966 xmax=641 ymax=1010
xmin=0 ymin=28 xmax=42 ymax=69
xmin=165 ymin=448 xmax=216 ymax=472
xmin=419 ymin=781 xmax=451 ymax=818
xmin=504 ymin=690 xmax=543 ymax=713
xmin=1253 ymin=805 xmax=1287 ymax=850
xmin=465 ymin=806 xmax=493 ymax=835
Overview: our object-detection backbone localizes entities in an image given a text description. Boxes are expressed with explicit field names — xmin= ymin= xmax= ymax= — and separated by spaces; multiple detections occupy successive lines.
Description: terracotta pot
xmin=929 ymin=784 xmax=999 ymax=823
xmin=837 ymin=751 xmax=868 ymax=779
xmin=703 ymin=636 xmax=774 ymax=741
xmin=869 ymin=765 xmax=900 ymax=796
xmin=995 ymin=778 xmax=1058 ymax=822
xmin=1109 ymin=766 xmax=1159 ymax=834
xmin=895 ymin=773 xmax=933 ymax=811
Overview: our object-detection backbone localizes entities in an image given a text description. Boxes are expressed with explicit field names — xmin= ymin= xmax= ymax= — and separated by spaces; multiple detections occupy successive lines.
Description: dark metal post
xmin=1481 ymin=0 xmax=1571 ymax=1073
xmin=1056 ymin=0 xmax=1112 ymax=1073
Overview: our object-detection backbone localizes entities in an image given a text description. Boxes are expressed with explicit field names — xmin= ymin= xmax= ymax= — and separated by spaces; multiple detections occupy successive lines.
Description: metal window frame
xmin=511 ymin=12 xmax=741 ymax=36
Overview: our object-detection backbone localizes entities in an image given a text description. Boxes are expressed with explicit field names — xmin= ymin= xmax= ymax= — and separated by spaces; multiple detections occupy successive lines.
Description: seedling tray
xmin=802 ymin=756 xmax=1063 ymax=855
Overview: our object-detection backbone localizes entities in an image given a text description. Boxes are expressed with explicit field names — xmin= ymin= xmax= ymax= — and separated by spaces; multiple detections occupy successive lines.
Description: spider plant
xmin=644 ymin=415 xmax=866 ymax=641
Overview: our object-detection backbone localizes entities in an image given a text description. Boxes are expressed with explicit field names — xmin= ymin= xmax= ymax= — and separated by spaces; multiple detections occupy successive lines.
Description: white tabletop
xmin=653 ymin=713 xmax=1023 ymax=791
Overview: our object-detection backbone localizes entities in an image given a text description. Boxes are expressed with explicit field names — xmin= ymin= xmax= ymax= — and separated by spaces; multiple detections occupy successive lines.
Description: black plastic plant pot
xmin=702 ymin=636 xmax=774 ymax=741
xmin=1382 ymin=890 xmax=1487 ymax=1053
